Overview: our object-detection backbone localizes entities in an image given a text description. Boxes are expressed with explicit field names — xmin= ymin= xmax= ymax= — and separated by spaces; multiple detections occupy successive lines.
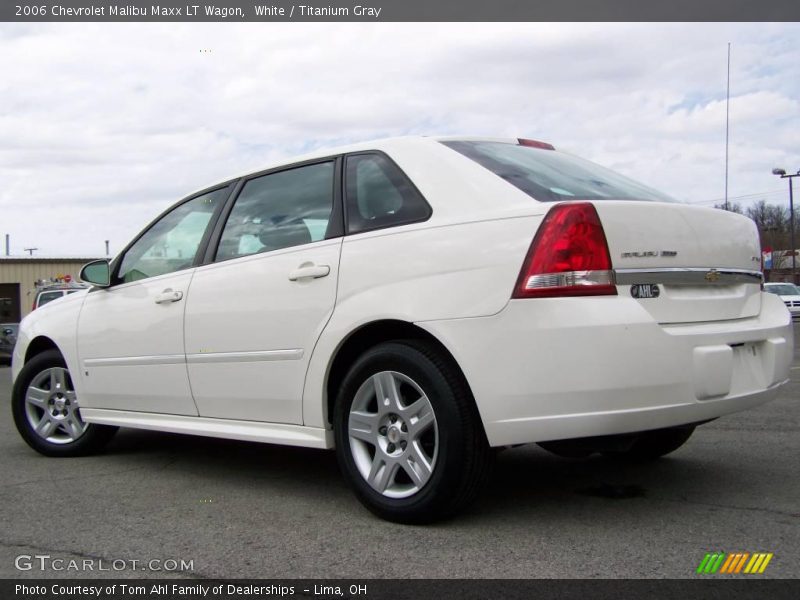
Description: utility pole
xmin=724 ymin=42 xmax=731 ymax=211
xmin=772 ymin=168 xmax=798 ymax=282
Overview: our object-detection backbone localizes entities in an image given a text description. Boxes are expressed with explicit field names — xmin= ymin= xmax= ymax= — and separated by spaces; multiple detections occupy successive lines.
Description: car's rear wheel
xmin=602 ymin=425 xmax=695 ymax=461
xmin=333 ymin=340 xmax=492 ymax=524
xmin=12 ymin=349 xmax=118 ymax=457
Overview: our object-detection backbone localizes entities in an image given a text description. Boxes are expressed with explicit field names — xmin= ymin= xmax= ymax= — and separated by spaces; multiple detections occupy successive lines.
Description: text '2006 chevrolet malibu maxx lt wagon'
xmin=11 ymin=136 xmax=794 ymax=523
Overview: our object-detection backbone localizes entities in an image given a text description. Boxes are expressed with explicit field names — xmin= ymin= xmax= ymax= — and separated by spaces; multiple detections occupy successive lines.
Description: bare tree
xmin=714 ymin=202 xmax=743 ymax=214
xmin=715 ymin=200 xmax=792 ymax=268
xmin=745 ymin=200 xmax=789 ymax=234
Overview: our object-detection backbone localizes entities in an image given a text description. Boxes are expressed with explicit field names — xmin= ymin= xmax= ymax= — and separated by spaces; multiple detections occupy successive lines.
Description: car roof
xmin=188 ymin=135 xmax=522 ymax=197
xmin=37 ymin=284 xmax=89 ymax=291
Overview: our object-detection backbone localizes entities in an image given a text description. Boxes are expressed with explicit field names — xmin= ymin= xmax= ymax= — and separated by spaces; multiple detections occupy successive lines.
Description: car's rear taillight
xmin=513 ymin=202 xmax=616 ymax=298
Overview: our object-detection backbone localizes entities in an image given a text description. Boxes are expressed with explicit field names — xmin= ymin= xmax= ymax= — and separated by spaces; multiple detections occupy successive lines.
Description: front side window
xmin=216 ymin=161 xmax=335 ymax=261
xmin=345 ymin=153 xmax=431 ymax=234
xmin=118 ymin=187 xmax=227 ymax=283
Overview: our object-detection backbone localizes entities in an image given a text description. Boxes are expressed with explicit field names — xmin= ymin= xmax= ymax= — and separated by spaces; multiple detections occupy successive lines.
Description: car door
xmin=184 ymin=159 xmax=342 ymax=424
xmin=77 ymin=186 xmax=230 ymax=415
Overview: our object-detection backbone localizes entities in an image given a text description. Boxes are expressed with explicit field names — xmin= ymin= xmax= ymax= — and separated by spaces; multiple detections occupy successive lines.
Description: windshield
xmin=36 ymin=291 xmax=64 ymax=307
xmin=765 ymin=284 xmax=799 ymax=295
xmin=443 ymin=140 xmax=677 ymax=204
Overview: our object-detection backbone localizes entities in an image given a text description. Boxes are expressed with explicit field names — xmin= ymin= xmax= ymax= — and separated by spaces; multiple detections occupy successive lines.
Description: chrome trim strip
xmin=186 ymin=349 xmax=304 ymax=364
xmin=84 ymin=354 xmax=185 ymax=367
xmin=614 ymin=268 xmax=763 ymax=286
xmin=84 ymin=349 xmax=304 ymax=368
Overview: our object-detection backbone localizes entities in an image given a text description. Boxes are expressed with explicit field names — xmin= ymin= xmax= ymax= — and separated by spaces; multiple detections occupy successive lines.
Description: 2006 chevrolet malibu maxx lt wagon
xmin=11 ymin=136 xmax=794 ymax=523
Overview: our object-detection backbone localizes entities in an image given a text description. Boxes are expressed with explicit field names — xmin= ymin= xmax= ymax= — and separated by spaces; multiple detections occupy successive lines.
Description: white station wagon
xmin=11 ymin=137 xmax=793 ymax=523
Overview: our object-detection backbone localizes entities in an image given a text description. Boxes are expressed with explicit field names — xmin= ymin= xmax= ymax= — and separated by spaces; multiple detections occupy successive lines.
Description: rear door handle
xmin=288 ymin=264 xmax=330 ymax=281
xmin=154 ymin=289 xmax=184 ymax=304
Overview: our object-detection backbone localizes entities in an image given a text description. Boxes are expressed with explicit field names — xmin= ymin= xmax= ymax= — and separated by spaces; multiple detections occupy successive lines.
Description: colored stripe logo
xmin=697 ymin=552 xmax=773 ymax=574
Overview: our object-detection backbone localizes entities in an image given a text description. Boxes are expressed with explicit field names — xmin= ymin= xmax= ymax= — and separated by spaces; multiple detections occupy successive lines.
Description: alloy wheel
xmin=348 ymin=371 xmax=438 ymax=498
xmin=24 ymin=367 xmax=86 ymax=444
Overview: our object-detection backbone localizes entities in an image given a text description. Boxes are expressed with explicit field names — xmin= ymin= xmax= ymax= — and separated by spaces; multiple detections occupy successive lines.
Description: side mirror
xmin=80 ymin=260 xmax=111 ymax=288
xmin=2 ymin=328 xmax=12 ymax=336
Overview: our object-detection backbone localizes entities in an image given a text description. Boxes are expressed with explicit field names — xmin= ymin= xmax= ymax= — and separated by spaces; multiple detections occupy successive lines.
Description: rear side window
xmin=345 ymin=153 xmax=431 ymax=234
xmin=443 ymin=140 xmax=676 ymax=203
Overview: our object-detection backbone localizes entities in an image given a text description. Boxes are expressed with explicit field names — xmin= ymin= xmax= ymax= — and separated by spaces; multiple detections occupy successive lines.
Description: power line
xmin=688 ymin=189 xmax=786 ymax=205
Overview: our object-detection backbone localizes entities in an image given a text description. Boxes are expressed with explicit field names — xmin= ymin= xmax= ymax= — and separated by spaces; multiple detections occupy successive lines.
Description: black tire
xmin=12 ymin=349 xmax=118 ymax=457
xmin=333 ymin=340 xmax=492 ymax=524
xmin=603 ymin=425 xmax=695 ymax=461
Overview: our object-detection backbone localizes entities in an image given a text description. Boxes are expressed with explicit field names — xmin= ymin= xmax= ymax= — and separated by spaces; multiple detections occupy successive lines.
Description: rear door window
xmin=345 ymin=153 xmax=431 ymax=234
xmin=216 ymin=161 xmax=336 ymax=261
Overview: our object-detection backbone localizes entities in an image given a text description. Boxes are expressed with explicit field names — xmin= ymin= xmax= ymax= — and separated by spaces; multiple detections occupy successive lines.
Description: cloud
xmin=0 ymin=22 xmax=798 ymax=256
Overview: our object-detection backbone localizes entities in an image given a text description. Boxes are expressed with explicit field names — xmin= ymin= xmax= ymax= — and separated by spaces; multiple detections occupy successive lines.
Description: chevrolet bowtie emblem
xmin=705 ymin=270 xmax=720 ymax=282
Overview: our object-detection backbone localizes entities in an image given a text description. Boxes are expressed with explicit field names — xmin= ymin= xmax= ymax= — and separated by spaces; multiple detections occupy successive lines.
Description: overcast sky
xmin=1 ymin=22 xmax=798 ymax=257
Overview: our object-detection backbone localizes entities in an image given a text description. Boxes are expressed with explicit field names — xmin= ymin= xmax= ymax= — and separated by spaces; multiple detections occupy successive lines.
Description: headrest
xmin=258 ymin=220 xmax=312 ymax=251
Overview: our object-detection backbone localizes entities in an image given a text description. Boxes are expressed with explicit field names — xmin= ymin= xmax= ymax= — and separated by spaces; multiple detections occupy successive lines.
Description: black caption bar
xmin=4 ymin=579 xmax=800 ymax=600
xmin=3 ymin=0 xmax=800 ymax=22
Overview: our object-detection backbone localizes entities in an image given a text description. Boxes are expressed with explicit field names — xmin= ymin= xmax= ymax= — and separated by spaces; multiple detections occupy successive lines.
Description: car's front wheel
xmin=333 ymin=340 xmax=492 ymax=524
xmin=12 ymin=349 xmax=118 ymax=457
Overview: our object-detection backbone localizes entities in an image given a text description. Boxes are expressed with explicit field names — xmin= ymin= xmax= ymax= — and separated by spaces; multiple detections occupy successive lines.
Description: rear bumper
xmin=419 ymin=292 xmax=793 ymax=447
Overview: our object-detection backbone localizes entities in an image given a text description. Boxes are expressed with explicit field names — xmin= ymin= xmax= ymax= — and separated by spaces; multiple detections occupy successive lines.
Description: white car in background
xmin=31 ymin=283 xmax=90 ymax=311
xmin=10 ymin=136 xmax=794 ymax=523
xmin=764 ymin=282 xmax=800 ymax=321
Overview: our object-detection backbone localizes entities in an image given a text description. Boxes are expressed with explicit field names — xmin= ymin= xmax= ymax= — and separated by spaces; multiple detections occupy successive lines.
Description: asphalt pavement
xmin=1 ymin=324 xmax=798 ymax=579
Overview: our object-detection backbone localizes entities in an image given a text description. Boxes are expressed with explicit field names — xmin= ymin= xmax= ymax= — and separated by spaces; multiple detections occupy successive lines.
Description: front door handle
xmin=154 ymin=289 xmax=184 ymax=304
xmin=288 ymin=264 xmax=330 ymax=281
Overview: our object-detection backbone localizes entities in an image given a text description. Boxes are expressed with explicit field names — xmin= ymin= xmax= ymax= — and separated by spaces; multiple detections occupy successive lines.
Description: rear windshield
xmin=442 ymin=140 xmax=677 ymax=203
